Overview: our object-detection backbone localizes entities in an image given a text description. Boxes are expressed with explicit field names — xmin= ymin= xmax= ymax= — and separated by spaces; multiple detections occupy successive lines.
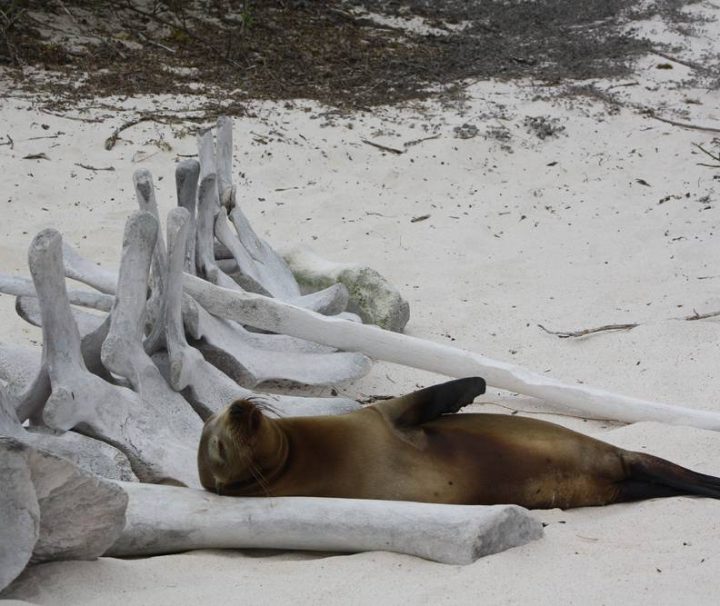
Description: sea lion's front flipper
xmin=373 ymin=377 xmax=486 ymax=427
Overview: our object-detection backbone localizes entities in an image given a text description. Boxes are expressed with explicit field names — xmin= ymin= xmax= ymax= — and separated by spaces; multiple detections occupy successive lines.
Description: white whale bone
xmin=0 ymin=382 xmax=137 ymax=482
xmin=216 ymin=115 xmax=234 ymax=207
xmin=16 ymin=294 xmax=106 ymax=337
xmin=155 ymin=208 xmax=360 ymax=418
xmin=98 ymin=212 xmax=203 ymax=487
xmin=0 ymin=273 xmax=114 ymax=311
xmin=175 ymin=158 xmax=200 ymax=275
xmin=107 ymin=482 xmax=543 ymax=566
xmin=195 ymin=173 xmax=247 ymax=290
xmin=15 ymin=295 xmax=113 ymax=383
xmin=216 ymin=208 xmax=349 ymax=314
xmin=183 ymin=275 xmax=720 ymax=430
xmin=25 ymin=225 xmax=197 ymax=486
xmin=133 ymin=169 xmax=168 ymax=354
xmin=61 ymin=241 xmax=118 ymax=294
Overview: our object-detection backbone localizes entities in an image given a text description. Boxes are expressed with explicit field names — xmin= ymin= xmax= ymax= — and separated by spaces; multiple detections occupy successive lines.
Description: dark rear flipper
xmin=618 ymin=452 xmax=720 ymax=502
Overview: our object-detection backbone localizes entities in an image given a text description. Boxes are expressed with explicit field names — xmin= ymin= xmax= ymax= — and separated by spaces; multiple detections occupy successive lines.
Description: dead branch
xmin=361 ymin=139 xmax=404 ymax=155
xmin=75 ymin=163 xmax=115 ymax=172
xmin=538 ymin=323 xmax=638 ymax=339
xmin=693 ymin=143 xmax=720 ymax=163
xmin=539 ymin=308 xmax=720 ymax=339
xmin=652 ymin=116 xmax=720 ymax=135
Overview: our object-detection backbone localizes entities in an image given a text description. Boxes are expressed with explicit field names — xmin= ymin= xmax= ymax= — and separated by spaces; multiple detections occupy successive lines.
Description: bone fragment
xmin=0 ymin=343 xmax=41 ymax=393
xmin=183 ymin=275 xmax=720 ymax=430
xmin=16 ymin=295 xmax=106 ymax=337
xmin=0 ymin=341 xmax=49 ymax=424
xmin=196 ymin=173 xmax=244 ymax=290
xmin=216 ymin=115 xmax=234 ymax=207
xmin=133 ymin=169 xmax=168 ymax=353
xmin=0 ymin=438 xmax=128 ymax=592
xmin=175 ymin=159 xmax=200 ymax=275
xmin=107 ymin=482 xmax=542 ymax=565
xmin=0 ymin=273 xmax=114 ymax=311
xmin=61 ymin=242 xmax=117 ymax=294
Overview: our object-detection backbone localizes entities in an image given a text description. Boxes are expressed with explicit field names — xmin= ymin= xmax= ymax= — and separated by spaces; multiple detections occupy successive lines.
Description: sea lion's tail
xmin=618 ymin=452 xmax=720 ymax=502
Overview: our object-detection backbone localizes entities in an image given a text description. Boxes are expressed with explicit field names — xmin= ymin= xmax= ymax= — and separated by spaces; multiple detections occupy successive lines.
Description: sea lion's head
xmin=197 ymin=399 xmax=282 ymax=494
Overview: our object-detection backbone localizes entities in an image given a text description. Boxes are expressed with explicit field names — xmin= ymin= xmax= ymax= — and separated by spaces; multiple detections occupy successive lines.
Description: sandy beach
xmin=2 ymin=1 xmax=720 ymax=604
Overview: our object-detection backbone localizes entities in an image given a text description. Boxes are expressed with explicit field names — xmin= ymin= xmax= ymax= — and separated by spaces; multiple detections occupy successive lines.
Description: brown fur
xmin=197 ymin=378 xmax=720 ymax=509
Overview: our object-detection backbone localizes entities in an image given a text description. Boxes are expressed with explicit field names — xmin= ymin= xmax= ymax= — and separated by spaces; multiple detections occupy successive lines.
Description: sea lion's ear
xmin=229 ymin=400 xmax=262 ymax=433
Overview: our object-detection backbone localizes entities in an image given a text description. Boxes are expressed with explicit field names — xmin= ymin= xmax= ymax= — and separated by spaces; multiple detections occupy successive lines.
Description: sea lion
xmin=197 ymin=377 xmax=720 ymax=509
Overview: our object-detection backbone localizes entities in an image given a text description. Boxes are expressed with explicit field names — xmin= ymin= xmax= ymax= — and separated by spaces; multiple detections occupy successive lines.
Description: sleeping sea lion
xmin=197 ymin=377 xmax=720 ymax=509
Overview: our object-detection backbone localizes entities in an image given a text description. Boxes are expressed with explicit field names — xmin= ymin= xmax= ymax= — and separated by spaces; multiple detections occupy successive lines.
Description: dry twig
xmin=539 ymin=308 xmax=720 ymax=339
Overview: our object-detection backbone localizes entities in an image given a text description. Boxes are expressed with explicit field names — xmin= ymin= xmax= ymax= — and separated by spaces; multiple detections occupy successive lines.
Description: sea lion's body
xmin=198 ymin=378 xmax=720 ymax=509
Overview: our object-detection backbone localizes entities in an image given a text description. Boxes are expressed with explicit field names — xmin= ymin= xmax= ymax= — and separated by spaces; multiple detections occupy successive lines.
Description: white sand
xmin=2 ymin=6 xmax=720 ymax=605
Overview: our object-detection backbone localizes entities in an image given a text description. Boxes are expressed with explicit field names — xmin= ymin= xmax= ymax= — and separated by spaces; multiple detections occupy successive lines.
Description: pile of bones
xmin=2 ymin=118 xmax=719 ymax=591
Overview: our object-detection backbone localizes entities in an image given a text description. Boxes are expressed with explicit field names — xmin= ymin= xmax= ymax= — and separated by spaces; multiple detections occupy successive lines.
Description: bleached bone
xmin=191 ymin=173 xmax=371 ymax=387
xmin=0 ymin=341 xmax=49 ymax=424
xmin=0 ymin=273 xmax=114 ymax=311
xmin=184 ymin=275 xmax=720 ymax=430
xmin=283 ymin=246 xmax=410 ymax=331
xmin=155 ymin=208 xmax=359 ymax=418
xmin=201 ymin=118 xmax=349 ymax=315
xmin=175 ymin=158 xmax=200 ymax=275
xmin=27 ymin=227 xmax=197 ymax=486
xmin=216 ymin=115 xmax=234 ymax=207
xmin=1 ymin=382 xmax=136 ymax=482
xmin=16 ymin=295 xmax=106 ymax=337
xmin=192 ymin=314 xmax=371 ymax=388
xmin=61 ymin=241 xmax=117 ymax=294
xmin=0 ymin=343 xmax=41 ymax=393
xmin=196 ymin=173 xmax=242 ymax=290
xmin=198 ymin=128 xmax=217 ymax=181
xmin=16 ymin=296 xmax=114 ymax=383
xmin=107 ymin=482 xmax=542 ymax=565
xmin=216 ymin=208 xmax=349 ymax=314
xmin=0 ymin=437 xmax=128 ymax=592
xmin=99 ymin=212 xmax=203 ymax=486
xmin=133 ymin=169 xmax=168 ymax=354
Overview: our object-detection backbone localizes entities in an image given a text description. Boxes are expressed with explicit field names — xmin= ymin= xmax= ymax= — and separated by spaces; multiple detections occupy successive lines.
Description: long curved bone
xmin=0 ymin=273 xmax=114 ymax=311
xmin=16 ymin=295 xmax=106 ymax=337
xmin=61 ymin=241 xmax=118 ymax=294
xmin=100 ymin=212 xmax=203 ymax=486
xmin=216 ymin=208 xmax=349 ymax=314
xmin=26 ymin=226 xmax=197 ymax=486
xmin=184 ymin=276 xmax=720 ymax=430
xmin=107 ymin=482 xmax=543 ymax=565
xmin=156 ymin=208 xmax=360 ymax=418
xmin=16 ymin=296 xmax=114 ymax=383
